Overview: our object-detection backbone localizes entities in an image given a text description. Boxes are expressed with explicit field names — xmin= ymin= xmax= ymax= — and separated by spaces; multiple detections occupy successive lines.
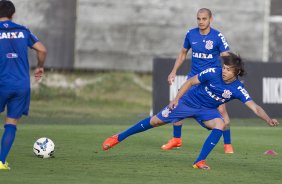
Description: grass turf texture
xmin=0 ymin=71 xmax=281 ymax=184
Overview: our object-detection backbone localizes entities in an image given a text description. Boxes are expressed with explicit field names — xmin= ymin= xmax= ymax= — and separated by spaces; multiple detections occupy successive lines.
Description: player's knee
xmin=151 ymin=121 xmax=165 ymax=127
xmin=214 ymin=119 xmax=225 ymax=130
xmin=217 ymin=123 xmax=225 ymax=130
xmin=224 ymin=122 xmax=230 ymax=130
xmin=150 ymin=116 xmax=165 ymax=127
xmin=5 ymin=118 xmax=18 ymax=125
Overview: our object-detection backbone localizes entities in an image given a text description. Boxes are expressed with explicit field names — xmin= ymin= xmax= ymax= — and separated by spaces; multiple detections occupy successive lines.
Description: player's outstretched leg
xmin=161 ymin=122 xmax=183 ymax=150
xmin=102 ymin=117 xmax=153 ymax=150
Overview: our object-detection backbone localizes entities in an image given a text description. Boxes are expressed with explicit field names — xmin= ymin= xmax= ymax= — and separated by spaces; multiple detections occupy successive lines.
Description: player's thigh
xmin=156 ymin=100 xmax=194 ymax=124
xmin=171 ymin=82 xmax=198 ymax=126
xmin=7 ymin=88 xmax=30 ymax=119
xmin=194 ymin=108 xmax=224 ymax=130
xmin=0 ymin=90 xmax=10 ymax=113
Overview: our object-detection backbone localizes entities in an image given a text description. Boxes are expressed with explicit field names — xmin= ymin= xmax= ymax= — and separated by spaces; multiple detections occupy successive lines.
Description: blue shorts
xmin=156 ymin=99 xmax=223 ymax=130
xmin=0 ymin=88 xmax=30 ymax=119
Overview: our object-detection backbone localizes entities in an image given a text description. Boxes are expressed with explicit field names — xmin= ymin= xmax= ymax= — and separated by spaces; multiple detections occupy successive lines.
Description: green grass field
xmin=1 ymin=71 xmax=281 ymax=184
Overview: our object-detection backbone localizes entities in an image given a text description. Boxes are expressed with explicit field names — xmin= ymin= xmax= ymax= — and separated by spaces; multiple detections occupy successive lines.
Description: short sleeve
xmin=236 ymin=86 xmax=253 ymax=103
xmin=183 ymin=30 xmax=191 ymax=50
xmin=217 ymin=32 xmax=230 ymax=53
xmin=198 ymin=68 xmax=218 ymax=83
xmin=27 ymin=30 xmax=39 ymax=48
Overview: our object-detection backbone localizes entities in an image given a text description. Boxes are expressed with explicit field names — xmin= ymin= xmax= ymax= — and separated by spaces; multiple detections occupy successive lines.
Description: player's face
xmin=222 ymin=64 xmax=237 ymax=83
xmin=197 ymin=11 xmax=211 ymax=31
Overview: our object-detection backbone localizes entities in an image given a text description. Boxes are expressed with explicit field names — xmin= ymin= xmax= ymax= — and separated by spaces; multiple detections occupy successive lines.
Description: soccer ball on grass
xmin=33 ymin=137 xmax=55 ymax=158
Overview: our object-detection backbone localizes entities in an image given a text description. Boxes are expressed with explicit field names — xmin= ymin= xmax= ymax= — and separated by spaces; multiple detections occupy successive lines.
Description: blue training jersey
xmin=183 ymin=28 xmax=230 ymax=77
xmin=0 ymin=20 xmax=39 ymax=90
xmin=182 ymin=68 xmax=252 ymax=109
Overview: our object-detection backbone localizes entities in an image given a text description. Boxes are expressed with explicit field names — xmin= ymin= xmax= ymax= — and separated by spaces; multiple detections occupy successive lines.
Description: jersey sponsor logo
xmin=218 ymin=33 xmax=229 ymax=49
xmin=205 ymin=86 xmax=226 ymax=102
xmin=161 ymin=107 xmax=171 ymax=118
xmin=199 ymin=68 xmax=216 ymax=76
xmin=237 ymin=86 xmax=250 ymax=100
xmin=6 ymin=53 xmax=18 ymax=59
xmin=0 ymin=31 xmax=25 ymax=39
xmin=192 ymin=52 xmax=213 ymax=59
xmin=205 ymin=40 xmax=213 ymax=50
xmin=222 ymin=90 xmax=232 ymax=99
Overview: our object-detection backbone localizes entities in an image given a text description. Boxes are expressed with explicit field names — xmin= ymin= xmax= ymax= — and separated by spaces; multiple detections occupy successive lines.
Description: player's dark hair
xmin=222 ymin=52 xmax=246 ymax=77
xmin=0 ymin=0 xmax=15 ymax=19
xmin=198 ymin=8 xmax=212 ymax=18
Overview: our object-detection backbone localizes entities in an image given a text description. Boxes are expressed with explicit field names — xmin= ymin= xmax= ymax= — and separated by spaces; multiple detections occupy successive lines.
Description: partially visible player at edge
xmin=0 ymin=0 xmax=47 ymax=170
xmin=162 ymin=8 xmax=233 ymax=153
xmin=102 ymin=52 xmax=279 ymax=170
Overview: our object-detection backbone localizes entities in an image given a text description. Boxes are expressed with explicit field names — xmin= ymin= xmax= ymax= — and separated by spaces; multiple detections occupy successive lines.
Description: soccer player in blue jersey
xmin=0 ymin=0 xmax=47 ymax=170
xmin=102 ymin=52 xmax=279 ymax=170
xmin=162 ymin=8 xmax=234 ymax=153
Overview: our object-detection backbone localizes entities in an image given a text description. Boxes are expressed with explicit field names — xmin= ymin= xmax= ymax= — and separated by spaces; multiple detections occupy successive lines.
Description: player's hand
xmin=168 ymin=72 xmax=176 ymax=85
xmin=169 ymin=99 xmax=178 ymax=110
xmin=267 ymin=119 xmax=279 ymax=127
xmin=34 ymin=67 xmax=44 ymax=81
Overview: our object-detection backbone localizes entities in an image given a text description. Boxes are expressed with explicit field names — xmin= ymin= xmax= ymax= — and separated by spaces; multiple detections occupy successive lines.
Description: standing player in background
xmin=161 ymin=8 xmax=233 ymax=153
xmin=0 ymin=0 xmax=47 ymax=170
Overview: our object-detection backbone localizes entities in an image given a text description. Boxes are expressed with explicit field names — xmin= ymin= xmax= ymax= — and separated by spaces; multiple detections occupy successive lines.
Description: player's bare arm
xmin=168 ymin=48 xmax=189 ymax=85
xmin=245 ymin=100 xmax=279 ymax=127
xmin=32 ymin=42 xmax=47 ymax=81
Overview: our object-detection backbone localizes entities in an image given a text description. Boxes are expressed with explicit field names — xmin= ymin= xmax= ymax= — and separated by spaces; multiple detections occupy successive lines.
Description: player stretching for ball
xmin=102 ymin=52 xmax=279 ymax=170
xmin=163 ymin=8 xmax=234 ymax=153
xmin=0 ymin=0 xmax=47 ymax=170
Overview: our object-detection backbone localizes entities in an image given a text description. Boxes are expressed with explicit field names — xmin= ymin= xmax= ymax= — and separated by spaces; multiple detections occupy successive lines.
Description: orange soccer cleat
xmin=161 ymin=138 xmax=182 ymax=150
xmin=102 ymin=134 xmax=120 ymax=150
xmin=224 ymin=144 xmax=234 ymax=154
xmin=192 ymin=160 xmax=210 ymax=170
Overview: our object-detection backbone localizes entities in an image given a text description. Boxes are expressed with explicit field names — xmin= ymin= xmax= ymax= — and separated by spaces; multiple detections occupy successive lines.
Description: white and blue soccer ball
xmin=33 ymin=137 xmax=55 ymax=158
